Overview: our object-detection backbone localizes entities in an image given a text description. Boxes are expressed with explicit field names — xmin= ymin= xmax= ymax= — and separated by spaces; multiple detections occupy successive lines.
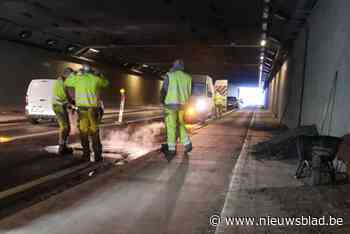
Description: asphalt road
xmin=0 ymin=109 xmax=163 ymax=192
xmin=0 ymin=109 xmax=163 ymax=138
xmin=0 ymin=109 xmax=253 ymax=234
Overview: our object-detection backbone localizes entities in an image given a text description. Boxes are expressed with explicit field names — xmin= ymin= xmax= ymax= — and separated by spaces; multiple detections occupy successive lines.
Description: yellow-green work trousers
xmin=53 ymin=104 xmax=70 ymax=146
xmin=165 ymin=108 xmax=191 ymax=152
xmin=77 ymin=107 xmax=102 ymax=157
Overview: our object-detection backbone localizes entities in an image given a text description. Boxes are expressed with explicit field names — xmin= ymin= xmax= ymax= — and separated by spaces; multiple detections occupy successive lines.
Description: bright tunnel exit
xmin=238 ymin=87 xmax=265 ymax=107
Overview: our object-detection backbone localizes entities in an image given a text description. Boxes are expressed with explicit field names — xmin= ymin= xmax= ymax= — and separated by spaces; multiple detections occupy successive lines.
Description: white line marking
xmin=0 ymin=163 xmax=90 ymax=200
xmin=214 ymin=111 xmax=255 ymax=234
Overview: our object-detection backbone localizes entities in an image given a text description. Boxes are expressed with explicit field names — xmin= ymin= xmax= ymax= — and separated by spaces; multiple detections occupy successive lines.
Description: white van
xmin=25 ymin=79 xmax=56 ymax=124
xmin=184 ymin=75 xmax=215 ymax=124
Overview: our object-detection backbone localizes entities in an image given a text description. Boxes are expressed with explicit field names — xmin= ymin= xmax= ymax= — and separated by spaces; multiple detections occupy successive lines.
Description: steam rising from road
xmin=104 ymin=122 xmax=165 ymax=157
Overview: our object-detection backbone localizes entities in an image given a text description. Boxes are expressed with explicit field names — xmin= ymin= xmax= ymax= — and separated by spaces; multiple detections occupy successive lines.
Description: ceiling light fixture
xmin=19 ymin=30 xmax=32 ymax=39
xmin=46 ymin=39 xmax=57 ymax=46
xmin=260 ymin=39 xmax=267 ymax=47
xmin=262 ymin=12 xmax=269 ymax=19
xmin=262 ymin=22 xmax=268 ymax=31
xmin=66 ymin=45 xmax=77 ymax=52
xmin=89 ymin=48 xmax=100 ymax=53
xmin=131 ymin=68 xmax=143 ymax=74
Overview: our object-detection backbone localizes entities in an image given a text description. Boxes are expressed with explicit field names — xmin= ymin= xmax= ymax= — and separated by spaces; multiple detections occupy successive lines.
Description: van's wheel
xmin=28 ymin=118 xmax=39 ymax=124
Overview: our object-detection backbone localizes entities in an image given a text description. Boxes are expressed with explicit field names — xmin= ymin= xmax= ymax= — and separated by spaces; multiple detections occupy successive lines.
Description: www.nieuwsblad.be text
xmin=210 ymin=215 xmax=344 ymax=227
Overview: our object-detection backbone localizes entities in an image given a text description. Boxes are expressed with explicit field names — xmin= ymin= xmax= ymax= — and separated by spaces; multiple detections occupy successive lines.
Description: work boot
xmin=94 ymin=155 xmax=103 ymax=163
xmin=58 ymin=145 xmax=73 ymax=156
xmin=165 ymin=150 xmax=176 ymax=162
xmin=184 ymin=143 xmax=193 ymax=155
xmin=82 ymin=150 xmax=91 ymax=161
xmin=161 ymin=144 xmax=176 ymax=162
xmin=94 ymin=149 xmax=103 ymax=163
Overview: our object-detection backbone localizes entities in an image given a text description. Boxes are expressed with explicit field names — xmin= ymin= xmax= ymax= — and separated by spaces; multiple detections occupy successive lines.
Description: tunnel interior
xmin=0 ymin=0 xmax=315 ymax=109
xmin=2 ymin=0 xmax=350 ymax=137
xmin=2 ymin=1 xmax=350 ymax=232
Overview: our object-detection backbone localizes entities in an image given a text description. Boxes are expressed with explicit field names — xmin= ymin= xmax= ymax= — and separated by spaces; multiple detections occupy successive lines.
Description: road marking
xmin=0 ymin=163 xmax=90 ymax=200
xmin=215 ymin=111 xmax=255 ymax=234
xmin=0 ymin=148 xmax=161 ymax=202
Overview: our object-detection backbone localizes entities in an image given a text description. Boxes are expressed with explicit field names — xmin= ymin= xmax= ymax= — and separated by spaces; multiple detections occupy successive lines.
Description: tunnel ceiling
xmin=0 ymin=0 xmax=317 ymax=81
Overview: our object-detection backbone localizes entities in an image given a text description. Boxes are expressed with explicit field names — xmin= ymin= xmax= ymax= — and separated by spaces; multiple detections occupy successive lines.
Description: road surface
xmin=0 ymin=109 xmax=253 ymax=234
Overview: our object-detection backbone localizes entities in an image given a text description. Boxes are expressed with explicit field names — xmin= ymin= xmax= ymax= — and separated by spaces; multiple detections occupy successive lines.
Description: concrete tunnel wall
xmin=0 ymin=40 xmax=163 ymax=111
xmin=268 ymin=0 xmax=350 ymax=137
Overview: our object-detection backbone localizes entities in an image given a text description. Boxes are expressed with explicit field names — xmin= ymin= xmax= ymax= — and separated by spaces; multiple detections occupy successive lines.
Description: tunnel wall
xmin=0 ymin=40 xmax=162 ymax=111
xmin=269 ymin=0 xmax=350 ymax=136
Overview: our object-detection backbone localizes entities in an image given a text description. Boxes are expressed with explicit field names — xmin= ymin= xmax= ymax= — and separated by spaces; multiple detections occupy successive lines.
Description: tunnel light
xmin=0 ymin=136 xmax=12 ymax=143
xmin=260 ymin=39 xmax=267 ymax=47
xmin=46 ymin=39 xmax=57 ymax=46
xmin=260 ymin=55 xmax=264 ymax=61
xmin=142 ymin=64 xmax=149 ymax=68
xmin=19 ymin=30 xmax=32 ymax=39
xmin=66 ymin=45 xmax=77 ymax=52
xmin=262 ymin=22 xmax=268 ymax=31
xmin=89 ymin=48 xmax=100 ymax=53
xmin=262 ymin=12 xmax=269 ymax=19
xmin=131 ymin=68 xmax=143 ymax=74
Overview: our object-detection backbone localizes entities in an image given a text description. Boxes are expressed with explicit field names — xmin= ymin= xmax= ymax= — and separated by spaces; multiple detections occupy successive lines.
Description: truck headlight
xmin=186 ymin=107 xmax=195 ymax=116
xmin=196 ymin=99 xmax=207 ymax=112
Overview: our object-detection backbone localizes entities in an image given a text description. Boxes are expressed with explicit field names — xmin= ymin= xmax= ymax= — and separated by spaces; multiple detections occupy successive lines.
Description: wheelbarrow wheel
xmin=311 ymin=154 xmax=321 ymax=186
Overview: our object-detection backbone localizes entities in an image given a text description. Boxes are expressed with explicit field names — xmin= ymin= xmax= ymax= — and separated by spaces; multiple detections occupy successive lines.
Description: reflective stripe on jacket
xmin=65 ymin=73 xmax=109 ymax=107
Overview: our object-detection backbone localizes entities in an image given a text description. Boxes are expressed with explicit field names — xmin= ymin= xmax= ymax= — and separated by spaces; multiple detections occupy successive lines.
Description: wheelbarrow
xmin=295 ymin=135 xmax=341 ymax=185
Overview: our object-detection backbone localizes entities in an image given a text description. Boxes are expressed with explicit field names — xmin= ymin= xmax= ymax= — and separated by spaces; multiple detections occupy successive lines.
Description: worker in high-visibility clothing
xmin=160 ymin=59 xmax=192 ymax=161
xmin=53 ymin=67 xmax=75 ymax=155
xmin=214 ymin=92 xmax=225 ymax=118
xmin=65 ymin=64 xmax=109 ymax=162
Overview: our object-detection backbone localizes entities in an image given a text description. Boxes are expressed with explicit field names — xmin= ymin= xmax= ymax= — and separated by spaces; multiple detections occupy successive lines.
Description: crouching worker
xmin=160 ymin=59 xmax=192 ymax=161
xmin=53 ymin=67 xmax=74 ymax=155
xmin=65 ymin=64 xmax=109 ymax=162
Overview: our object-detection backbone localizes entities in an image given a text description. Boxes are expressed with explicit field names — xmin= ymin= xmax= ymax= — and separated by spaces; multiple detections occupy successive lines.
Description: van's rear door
xmin=26 ymin=79 xmax=55 ymax=117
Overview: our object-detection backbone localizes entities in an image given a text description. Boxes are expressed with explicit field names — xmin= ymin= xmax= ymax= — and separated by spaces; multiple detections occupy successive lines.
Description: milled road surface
xmin=0 ymin=109 xmax=163 ymax=192
xmin=0 ymin=110 xmax=253 ymax=234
